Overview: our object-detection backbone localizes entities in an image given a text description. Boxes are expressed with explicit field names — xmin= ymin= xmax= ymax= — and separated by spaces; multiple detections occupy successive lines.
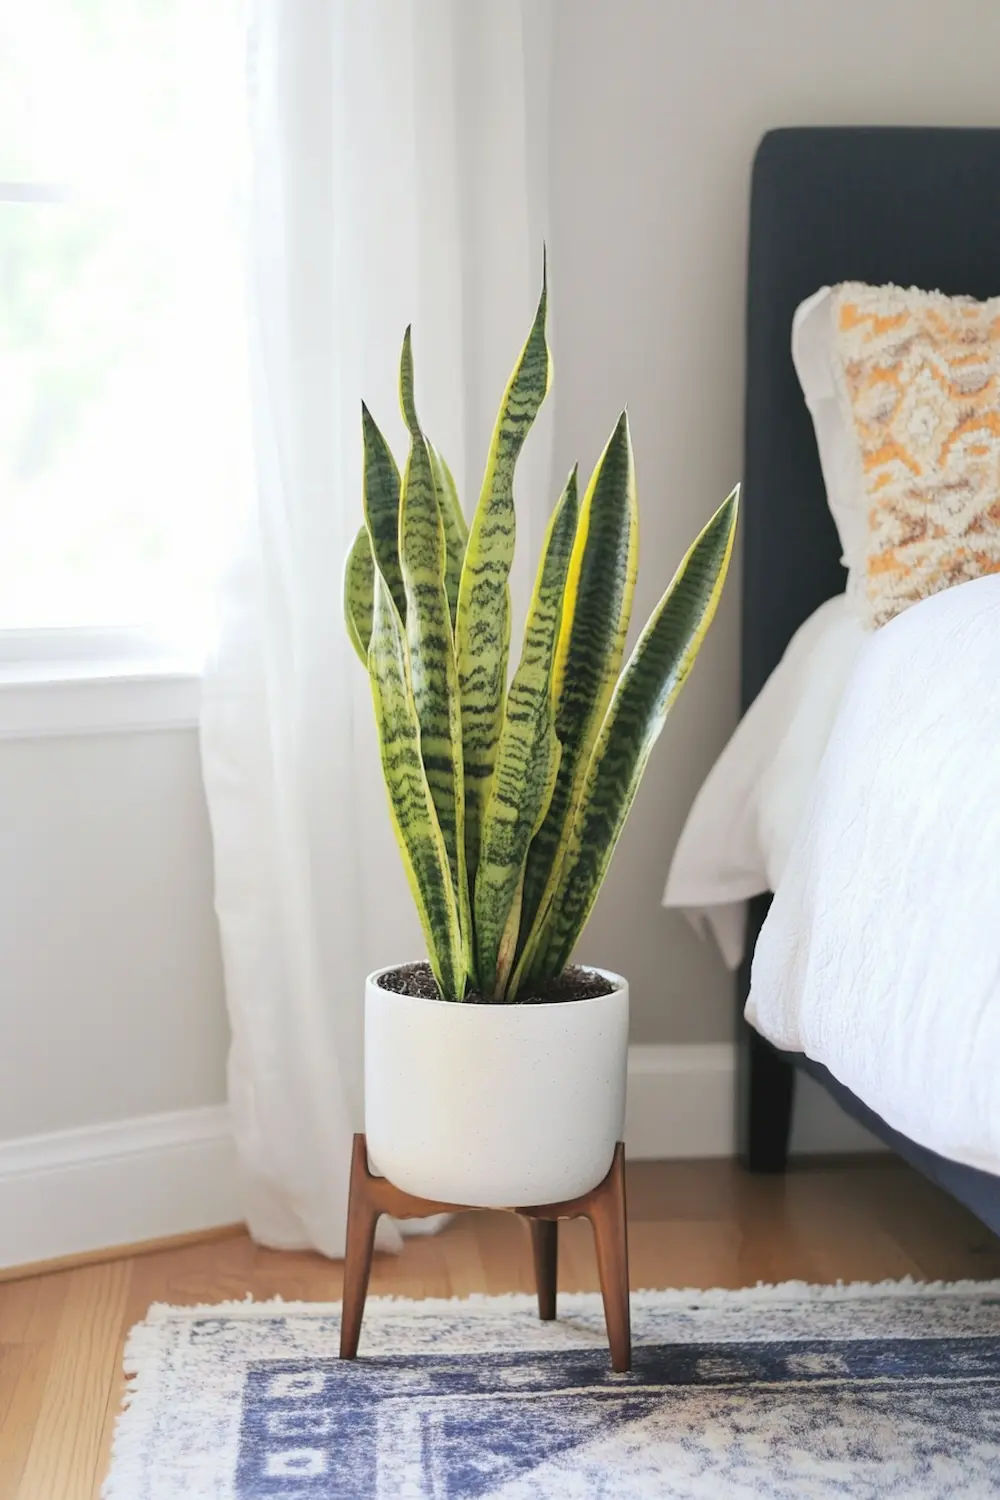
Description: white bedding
xmin=663 ymin=594 xmax=867 ymax=966
xmin=747 ymin=574 xmax=1000 ymax=1175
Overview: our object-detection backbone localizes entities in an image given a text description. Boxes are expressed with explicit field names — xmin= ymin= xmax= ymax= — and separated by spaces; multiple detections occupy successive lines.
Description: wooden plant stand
xmin=340 ymin=1133 xmax=631 ymax=1372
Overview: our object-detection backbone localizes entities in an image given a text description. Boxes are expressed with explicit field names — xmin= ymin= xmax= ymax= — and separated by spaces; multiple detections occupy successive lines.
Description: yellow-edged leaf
xmin=519 ymin=486 xmax=739 ymax=987
xmin=515 ymin=411 xmax=637 ymax=978
xmin=368 ymin=569 xmax=466 ymax=998
xmin=361 ymin=402 xmax=406 ymax=620
xmin=429 ymin=440 xmax=467 ymax=624
xmin=398 ymin=329 xmax=473 ymax=981
xmin=455 ymin=265 xmax=552 ymax=894
xmin=343 ymin=524 xmax=374 ymax=665
xmin=473 ymin=469 xmax=578 ymax=994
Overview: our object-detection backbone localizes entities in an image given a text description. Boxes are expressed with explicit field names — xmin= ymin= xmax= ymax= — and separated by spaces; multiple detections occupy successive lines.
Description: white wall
xmin=0 ymin=727 xmax=228 ymax=1139
xmin=551 ymin=0 xmax=1000 ymax=1043
xmin=0 ymin=724 xmax=236 ymax=1265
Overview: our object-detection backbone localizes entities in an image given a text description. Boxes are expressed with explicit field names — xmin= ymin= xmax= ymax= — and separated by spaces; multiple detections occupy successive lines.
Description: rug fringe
xmin=132 ymin=1276 xmax=1000 ymax=1324
xmin=101 ymin=1322 xmax=166 ymax=1499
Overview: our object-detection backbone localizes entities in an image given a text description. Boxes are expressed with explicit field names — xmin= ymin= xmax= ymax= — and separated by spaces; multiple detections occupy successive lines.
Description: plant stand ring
xmin=339 ymin=1134 xmax=631 ymax=1372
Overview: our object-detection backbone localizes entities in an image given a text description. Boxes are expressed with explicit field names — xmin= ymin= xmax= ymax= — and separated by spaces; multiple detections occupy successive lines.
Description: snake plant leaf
xmin=429 ymin=441 xmax=468 ymax=624
xmin=361 ymin=402 xmax=406 ymax=621
xmin=398 ymin=329 xmax=473 ymax=977
xmin=455 ymin=265 xmax=552 ymax=895
xmin=473 ymin=468 xmax=579 ymax=995
xmin=344 ymin=524 xmax=375 ymax=665
xmin=367 ymin=569 xmax=466 ymax=999
xmin=523 ymin=485 xmax=739 ymax=985
xmin=515 ymin=411 xmax=638 ymax=974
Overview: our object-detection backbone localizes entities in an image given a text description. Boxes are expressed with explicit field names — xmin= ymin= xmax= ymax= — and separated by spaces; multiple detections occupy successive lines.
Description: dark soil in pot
xmin=376 ymin=961 xmax=616 ymax=1004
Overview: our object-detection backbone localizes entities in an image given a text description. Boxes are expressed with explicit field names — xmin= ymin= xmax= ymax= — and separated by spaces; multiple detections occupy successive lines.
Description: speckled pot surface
xmin=364 ymin=966 xmax=629 ymax=1207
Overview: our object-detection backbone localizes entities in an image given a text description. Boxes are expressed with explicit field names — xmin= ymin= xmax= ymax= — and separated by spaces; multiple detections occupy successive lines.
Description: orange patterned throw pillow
xmin=831 ymin=282 xmax=1000 ymax=628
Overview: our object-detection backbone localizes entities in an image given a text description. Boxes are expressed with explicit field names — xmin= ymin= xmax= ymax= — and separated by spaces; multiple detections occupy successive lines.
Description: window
xmin=0 ymin=1 xmax=249 ymax=667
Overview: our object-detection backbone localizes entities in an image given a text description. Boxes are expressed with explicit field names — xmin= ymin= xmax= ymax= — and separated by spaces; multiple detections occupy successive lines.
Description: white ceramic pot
xmin=364 ymin=965 xmax=629 ymax=1207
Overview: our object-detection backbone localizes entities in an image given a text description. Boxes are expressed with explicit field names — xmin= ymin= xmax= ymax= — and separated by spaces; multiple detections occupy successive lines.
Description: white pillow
xmin=791 ymin=286 xmax=869 ymax=609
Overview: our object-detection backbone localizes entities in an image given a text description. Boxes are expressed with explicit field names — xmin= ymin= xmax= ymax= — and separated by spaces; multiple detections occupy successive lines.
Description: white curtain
xmin=200 ymin=0 xmax=553 ymax=1257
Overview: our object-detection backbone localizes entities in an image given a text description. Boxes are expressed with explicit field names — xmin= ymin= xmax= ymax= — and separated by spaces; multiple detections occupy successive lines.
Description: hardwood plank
xmin=0 ymin=1349 xmax=31 ymax=1456
xmin=471 ymin=1210 xmax=538 ymax=1298
xmin=436 ymin=1217 xmax=490 ymax=1301
xmin=0 ymin=1225 xmax=245 ymax=1288
xmin=0 ymin=1273 xmax=69 ymax=1348
xmin=818 ymin=1162 xmax=1000 ymax=1282
xmin=625 ymin=1158 xmax=743 ymax=1223
xmin=13 ymin=1262 xmax=130 ymax=1500
xmin=0 ymin=1274 xmax=71 ymax=1499
xmin=370 ymin=1230 xmax=452 ymax=1302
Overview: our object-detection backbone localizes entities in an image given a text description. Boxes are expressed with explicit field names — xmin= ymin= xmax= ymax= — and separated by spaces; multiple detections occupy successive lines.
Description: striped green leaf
xmin=361 ymin=403 xmax=406 ymax=621
xmin=514 ymin=411 xmax=638 ymax=977
xmin=473 ymin=469 xmax=579 ymax=995
xmin=455 ymin=267 xmax=552 ymax=894
xmin=522 ymin=486 xmax=739 ymax=987
xmin=367 ymin=569 xmax=465 ymax=999
xmin=344 ymin=524 xmax=375 ymax=665
xmin=398 ymin=329 xmax=472 ymax=980
xmin=429 ymin=441 xmax=467 ymax=624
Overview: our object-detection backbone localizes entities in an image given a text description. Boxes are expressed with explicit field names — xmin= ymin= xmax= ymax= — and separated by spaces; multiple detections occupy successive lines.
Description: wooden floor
xmin=2 ymin=1155 xmax=999 ymax=1499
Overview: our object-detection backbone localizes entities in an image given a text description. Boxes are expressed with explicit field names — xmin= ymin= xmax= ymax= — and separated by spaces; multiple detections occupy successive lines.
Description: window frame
xmin=0 ymin=625 xmax=203 ymax=738
xmin=0 ymin=184 xmax=214 ymax=733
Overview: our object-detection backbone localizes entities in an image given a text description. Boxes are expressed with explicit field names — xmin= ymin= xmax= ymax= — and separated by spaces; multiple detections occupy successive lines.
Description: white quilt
xmin=748 ymin=574 xmax=1000 ymax=1174
xmin=663 ymin=594 xmax=866 ymax=967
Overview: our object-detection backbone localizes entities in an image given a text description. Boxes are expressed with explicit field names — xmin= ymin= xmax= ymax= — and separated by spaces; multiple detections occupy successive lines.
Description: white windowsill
xmin=0 ymin=657 xmax=203 ymax=739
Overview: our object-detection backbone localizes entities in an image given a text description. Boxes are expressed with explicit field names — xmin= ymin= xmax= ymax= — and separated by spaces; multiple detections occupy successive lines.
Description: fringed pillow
xmin=830 ymin=282 xmax=1000 ymax=628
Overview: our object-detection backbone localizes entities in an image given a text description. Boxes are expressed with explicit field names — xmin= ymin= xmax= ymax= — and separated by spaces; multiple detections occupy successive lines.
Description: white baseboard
xmin=0 ymin=1104 xmax=241 ymax=1271
xmin=625 ymin=1043 xmax=885 ymax=1160
xmin=626 ymin=1044 xmax=736 ymax=1158
xmin=0 ymin=1045 xmax=885 ymax=1271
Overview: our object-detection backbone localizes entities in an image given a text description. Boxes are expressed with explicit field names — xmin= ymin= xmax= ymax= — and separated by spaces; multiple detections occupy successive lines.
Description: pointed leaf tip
xmin=717 ymin=483 xmax=740 ymax=529
xmin=399 ymin=326 xmax=419 ymax=435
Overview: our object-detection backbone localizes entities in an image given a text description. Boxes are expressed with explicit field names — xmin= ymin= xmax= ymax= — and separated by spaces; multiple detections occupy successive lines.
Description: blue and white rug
xmin=105 ymin=1281 xmax=1000 ymax=1498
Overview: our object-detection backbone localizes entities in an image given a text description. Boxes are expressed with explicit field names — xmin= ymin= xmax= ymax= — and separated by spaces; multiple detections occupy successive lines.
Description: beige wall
xmin=550 ymin=0 xmax=1000 ymax=1042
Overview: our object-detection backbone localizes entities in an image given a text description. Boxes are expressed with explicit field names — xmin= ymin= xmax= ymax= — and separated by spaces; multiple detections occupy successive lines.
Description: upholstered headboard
xmin=741 ymin=126 xmax=1000 ymax=711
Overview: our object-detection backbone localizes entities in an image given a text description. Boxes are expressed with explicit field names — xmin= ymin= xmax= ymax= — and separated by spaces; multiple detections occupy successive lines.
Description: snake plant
xmin=345 ymin=267 xmax=738 ymax=1002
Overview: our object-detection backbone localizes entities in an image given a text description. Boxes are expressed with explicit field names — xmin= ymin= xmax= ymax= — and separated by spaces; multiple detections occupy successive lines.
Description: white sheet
xmin=663 ymin=595 xmax=867 ymax=967
xmin=748 ymin=574 xmax=1000 ymax=1175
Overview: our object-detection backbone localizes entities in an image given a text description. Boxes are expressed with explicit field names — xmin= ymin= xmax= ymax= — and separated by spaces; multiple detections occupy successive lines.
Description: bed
xmin=731 ymin=126 xmax=1000 ymax=1232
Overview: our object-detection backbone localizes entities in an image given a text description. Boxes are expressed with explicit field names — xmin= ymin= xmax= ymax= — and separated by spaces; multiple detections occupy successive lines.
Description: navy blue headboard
xmin=741 ymin=126 xmax=1000 ymax=711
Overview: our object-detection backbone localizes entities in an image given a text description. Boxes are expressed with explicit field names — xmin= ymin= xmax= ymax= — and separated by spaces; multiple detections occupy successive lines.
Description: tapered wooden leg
xmin=340 ymin=1135 xmax=380 ymax=1359
xmin=588 ymin=1143 xmax=631 ymax=1372
xmin=530 ymin=1218 xmax=558 ymax=1320
xmin=340 ymin=1134 xmax=630 ymax=1371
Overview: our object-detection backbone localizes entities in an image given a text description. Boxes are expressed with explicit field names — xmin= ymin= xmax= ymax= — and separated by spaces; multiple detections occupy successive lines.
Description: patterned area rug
xmin=105 ymin=1281 xmax=1000 ymax=1498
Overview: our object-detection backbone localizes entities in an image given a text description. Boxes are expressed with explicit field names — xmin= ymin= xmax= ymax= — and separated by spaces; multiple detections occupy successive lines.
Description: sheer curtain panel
xmin=200 ymin=0 xmax=552 ymax=1256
